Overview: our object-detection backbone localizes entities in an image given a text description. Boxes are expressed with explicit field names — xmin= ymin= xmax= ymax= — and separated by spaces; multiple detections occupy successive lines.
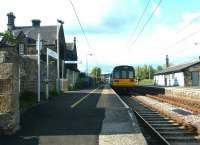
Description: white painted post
xmin=37 ymin=33 xmax=41 ymax=103
xmin=46 ymin=53 xmax=49 ymax=100
xmin=61 ymin=60 xmax=64 ymax=91
xmin=56 ymin=23 xmax=60 ymax=95
xmin=18 ymin=65 xmax=20 ymax=94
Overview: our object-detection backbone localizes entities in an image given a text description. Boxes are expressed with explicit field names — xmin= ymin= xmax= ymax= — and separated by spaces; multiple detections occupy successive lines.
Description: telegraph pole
xmin=149 ymin=65 xmax=151 ymax=80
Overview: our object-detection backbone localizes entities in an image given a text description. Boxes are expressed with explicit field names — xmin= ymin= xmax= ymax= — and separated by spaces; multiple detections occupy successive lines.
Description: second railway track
xmin=121 ymin=95 xmax=200 ymax=145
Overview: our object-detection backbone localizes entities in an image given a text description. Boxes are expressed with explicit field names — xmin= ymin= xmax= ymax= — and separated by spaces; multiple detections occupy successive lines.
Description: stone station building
xmin=0 ymin=12 xmax=79 ymax=134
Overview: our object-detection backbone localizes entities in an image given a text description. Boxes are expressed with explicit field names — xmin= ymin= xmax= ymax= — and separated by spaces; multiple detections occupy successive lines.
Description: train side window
xmin=122 ymin=71 xmax=126 ymax=79
xmin=114 ymin=71 xmax=120 ymax=79
xmin=128 ymin=71 xmax=133 ymax=78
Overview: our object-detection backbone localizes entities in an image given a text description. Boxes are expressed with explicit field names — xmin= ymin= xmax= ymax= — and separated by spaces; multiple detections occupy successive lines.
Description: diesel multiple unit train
xmin=110 ymin=65 xmax=136 ymax=92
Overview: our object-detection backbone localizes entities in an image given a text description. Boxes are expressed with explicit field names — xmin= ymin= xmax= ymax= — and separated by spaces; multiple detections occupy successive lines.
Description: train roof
xmin=113 ymin=65 xmax=134 ymax=70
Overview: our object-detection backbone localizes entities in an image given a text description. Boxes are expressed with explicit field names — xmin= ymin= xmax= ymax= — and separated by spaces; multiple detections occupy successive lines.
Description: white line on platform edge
xmin=111 ymin=88 xmax=139 ymax=125
xmin=113 ymin=91 xmax=129 ymax=109
xmin=70 ymin=87 xmax=100 ymax=108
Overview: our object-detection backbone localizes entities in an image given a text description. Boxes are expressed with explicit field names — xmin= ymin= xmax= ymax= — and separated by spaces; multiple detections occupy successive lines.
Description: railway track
xmin=122 ymin=95 xmax=200 ymax=145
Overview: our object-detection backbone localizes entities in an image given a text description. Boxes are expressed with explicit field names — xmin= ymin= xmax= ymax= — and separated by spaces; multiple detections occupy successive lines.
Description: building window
xmin=19 ymin=43 xmax=25 ymax=55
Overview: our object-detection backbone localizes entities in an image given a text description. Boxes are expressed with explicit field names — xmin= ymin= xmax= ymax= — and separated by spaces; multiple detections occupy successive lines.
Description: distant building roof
xmin=12 ymin=26 xmax=57 ymax=45
xmin=154 ymin=60 xmax=200 ymax=75
xmin=66 ymin=43 xmax=74 ymax=51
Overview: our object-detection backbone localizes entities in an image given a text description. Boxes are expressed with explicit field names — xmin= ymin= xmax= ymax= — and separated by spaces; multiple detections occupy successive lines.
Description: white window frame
xmin=19 ymin=43 xmax=25 ymax=55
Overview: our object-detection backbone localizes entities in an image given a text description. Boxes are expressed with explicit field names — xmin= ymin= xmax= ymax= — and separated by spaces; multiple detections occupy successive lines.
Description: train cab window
xmin=128 ymin=71 xmax=134 ymax=78
xmin=114 ymin=71 xmax=120 ymax=79
xmin=122 ymin=70 xmax=126 ymax=79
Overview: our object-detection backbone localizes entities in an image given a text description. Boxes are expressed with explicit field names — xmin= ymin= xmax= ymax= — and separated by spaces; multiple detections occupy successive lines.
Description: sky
xmin=1 ymin=0 xmax=200 ymax=73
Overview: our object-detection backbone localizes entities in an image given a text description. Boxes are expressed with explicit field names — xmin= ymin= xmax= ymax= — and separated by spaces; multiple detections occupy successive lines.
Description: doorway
xmin=191 ymin=72 xmax=199 ymax=86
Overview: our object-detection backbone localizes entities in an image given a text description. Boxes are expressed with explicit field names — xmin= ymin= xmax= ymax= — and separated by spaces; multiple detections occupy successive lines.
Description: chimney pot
xmin=32 ymin=19 xmax=41 ymax=27
xmin=7 ymin=12 xmax=15 ymax=30
xmin=166 ymin=55 xmax=169 ymax=68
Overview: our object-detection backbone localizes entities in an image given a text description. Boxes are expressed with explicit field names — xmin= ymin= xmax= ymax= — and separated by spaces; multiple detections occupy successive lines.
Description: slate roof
xmin=65 ymin=42 xmax=77 ymax=61
xmin=12 ymin=26 xmax=57 ymax=44
xmin=154 ymin=60 xmax=200 ymax=75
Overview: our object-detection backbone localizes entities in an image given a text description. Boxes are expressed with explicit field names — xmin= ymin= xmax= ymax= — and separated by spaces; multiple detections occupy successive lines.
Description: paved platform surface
xmin=0 ymin=85 xmax=147 ymax=145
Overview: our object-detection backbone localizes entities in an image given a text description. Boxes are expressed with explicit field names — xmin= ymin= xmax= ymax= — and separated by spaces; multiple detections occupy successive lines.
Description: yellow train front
xmin=110 ymin=65 xmax=136 ymax=94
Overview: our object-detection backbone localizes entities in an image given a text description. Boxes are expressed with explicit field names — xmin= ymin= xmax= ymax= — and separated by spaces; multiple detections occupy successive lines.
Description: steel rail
xmin=134 ymin=109 xmax=171 ymax=145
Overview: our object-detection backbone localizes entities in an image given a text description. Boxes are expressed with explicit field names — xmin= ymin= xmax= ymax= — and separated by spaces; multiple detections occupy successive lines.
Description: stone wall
xmin=0 ymin=63 xmax=20 ymax=134
xmin=20 ymin=55 xmax=57 ymax=94
xmin=136 ymin=86 xmax=200 ymax=99
xmin=165 ymin=87 xmax=200 ymax=99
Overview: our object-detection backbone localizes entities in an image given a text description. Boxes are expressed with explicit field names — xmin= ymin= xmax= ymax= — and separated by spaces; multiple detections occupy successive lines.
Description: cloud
xmin=64 ymin=0 xmax=142 ymax=35
xmin=73 ymin=12 xmax=200 ymax=73
xmin=2 ymin=0 xmax=200 ymax=73
xmin=0 ymin=0 xmax=116 ymax=31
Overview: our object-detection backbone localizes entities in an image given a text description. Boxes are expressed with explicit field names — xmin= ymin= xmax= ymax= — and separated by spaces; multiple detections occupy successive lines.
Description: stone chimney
xmin=73 ymin=37 xmax=77 ymax=60
xmin=73 ymin=37 xmax=76 ymax=45
xmin=31 ymin=19 xmax=41 ymax=27
xmin=166 ymin=55 xmax=169 ymax=68
xmin=7 ymin=12 xmax=15 ymax=31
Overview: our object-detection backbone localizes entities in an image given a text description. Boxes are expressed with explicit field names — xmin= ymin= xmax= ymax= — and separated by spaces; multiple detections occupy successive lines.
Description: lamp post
xmin=56 ymin=19 xmax=64 ymax=95
xmin=86 ymin=53 xmax=92 ymax=87
xmin=86 ymin=53 xmax=92 ymax=76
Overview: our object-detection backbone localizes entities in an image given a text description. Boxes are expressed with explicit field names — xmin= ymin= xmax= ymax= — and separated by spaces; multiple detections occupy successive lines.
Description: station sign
xmin=47 ymin=48 xmax=58 ymax=59
xmin=64 ymin=61 xmax=78 ymax=64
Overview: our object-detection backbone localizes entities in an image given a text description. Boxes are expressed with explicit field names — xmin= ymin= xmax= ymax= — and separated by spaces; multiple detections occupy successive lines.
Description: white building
xmin=154 ymin=61 xmax=200 ymax=87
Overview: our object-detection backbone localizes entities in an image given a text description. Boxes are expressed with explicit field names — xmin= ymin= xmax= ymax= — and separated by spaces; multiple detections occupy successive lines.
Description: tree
xmin=90 ymin=67 xmax=101 ymax=77
xmin=0 ymin=30 xmax=19 ymax=45
xmin=90 ymin=67 xmax=102 ymax=86
xmin=136 ymin=65 xmax=156 ymax=80
xmin=149 ymin=65 xmax=156 ymax=79
xmin=156 ymin=65 xmax=163 ymax=72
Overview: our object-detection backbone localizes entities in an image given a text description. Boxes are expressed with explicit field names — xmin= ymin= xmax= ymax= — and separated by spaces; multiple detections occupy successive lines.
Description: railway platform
xmin=0 ymin=85 xmax=147 ymax=145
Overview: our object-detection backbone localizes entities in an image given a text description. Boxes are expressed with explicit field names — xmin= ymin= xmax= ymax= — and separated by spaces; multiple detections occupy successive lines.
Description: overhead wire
xmin=129 ymin=0 xmax=162 ymax=49
xmin=176 ymin=15 xmax=200 ymax=34
xmin=161 ymin=14 xmax=200 ymax=55
xmin=68 ymin=0 xmax=93 ymax=51
xmin=127 ymin=0 xmax=151 ymax=47
xmin=68 ymin=0 xmax=100 ymax=72
xmin=162 ymin=29 xmax=200 ymax=53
